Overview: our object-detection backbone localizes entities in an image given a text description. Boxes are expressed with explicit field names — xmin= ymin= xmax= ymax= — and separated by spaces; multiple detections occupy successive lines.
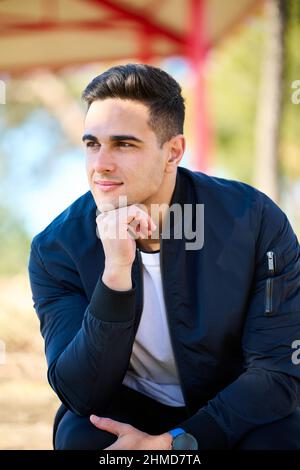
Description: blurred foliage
xmin=209 ymin=0 xmax=300 ymax=184
xmin=208 ymin=14 xmax=265 ymax=183
xmin=0 ymin=205 xmax=30 ymax=276
xmin=280 ymin=0 xmax=300 ymax=180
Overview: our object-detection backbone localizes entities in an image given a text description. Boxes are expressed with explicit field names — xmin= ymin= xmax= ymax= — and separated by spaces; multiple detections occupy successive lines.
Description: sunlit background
xmin=0 ymin=0 xmax=299 ymax=449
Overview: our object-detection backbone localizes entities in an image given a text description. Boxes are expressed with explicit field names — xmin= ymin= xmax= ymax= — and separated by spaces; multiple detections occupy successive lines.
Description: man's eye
xmin=86 ymin=142 xmax=100 ymax=148
xmin=118 ymin=142 xmax=133 ymax=148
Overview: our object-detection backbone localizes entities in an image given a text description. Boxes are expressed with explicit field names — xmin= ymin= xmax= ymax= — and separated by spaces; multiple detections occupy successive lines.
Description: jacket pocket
xmin=265 ymin=278 xmax=273 ymax=314
xmin=265 ymin=251 xmax=276 ymax=316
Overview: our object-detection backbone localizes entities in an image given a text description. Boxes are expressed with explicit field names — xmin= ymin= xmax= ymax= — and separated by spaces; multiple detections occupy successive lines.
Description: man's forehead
xmin=84 ymin=99 xmax=153 ymax=137
xmin=86 ymin=98 xmax=149 ymax=120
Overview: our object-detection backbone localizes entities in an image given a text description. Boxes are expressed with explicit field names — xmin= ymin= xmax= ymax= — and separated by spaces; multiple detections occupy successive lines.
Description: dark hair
xmin=82 ymin=63 xmax=185 ymax=146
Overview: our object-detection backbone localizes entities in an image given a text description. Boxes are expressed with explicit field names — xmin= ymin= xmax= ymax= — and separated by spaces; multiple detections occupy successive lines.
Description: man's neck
xmin=137 ymin=239 xmax=161 ymax=253
xmin=136 ymin=171 xmax=177 ymax=253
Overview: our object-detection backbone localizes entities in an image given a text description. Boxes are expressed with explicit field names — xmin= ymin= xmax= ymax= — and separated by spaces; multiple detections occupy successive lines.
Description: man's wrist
xmin=158 ymin=432 xmax=173 ymax=450
xmin=102 ymin=263 xmax=133 ymax=291
xmin=166 ymin=428 xmax=199 ymax=450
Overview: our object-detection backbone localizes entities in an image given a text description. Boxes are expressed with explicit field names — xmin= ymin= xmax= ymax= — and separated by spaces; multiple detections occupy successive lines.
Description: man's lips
xmin=94 ymin=181 xmax=123 ymax=192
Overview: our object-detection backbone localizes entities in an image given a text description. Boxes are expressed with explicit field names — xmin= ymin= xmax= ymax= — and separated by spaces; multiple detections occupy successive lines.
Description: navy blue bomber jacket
xmin=28 ymin=166 xmax=300 ymax=449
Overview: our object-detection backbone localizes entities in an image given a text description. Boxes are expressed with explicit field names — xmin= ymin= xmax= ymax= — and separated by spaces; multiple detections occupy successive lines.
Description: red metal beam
xmin=82 ymin=0 xmax=184 ymax=45
xmin=0 ymin=0 xmax=261 ymax=77
xmin=0 ymin=19 xmax=120 ymax=34
xmin=187 ymin=0 xmax=212 ymax=173
xmin=137 ymin=27 xmax=154 ymax=63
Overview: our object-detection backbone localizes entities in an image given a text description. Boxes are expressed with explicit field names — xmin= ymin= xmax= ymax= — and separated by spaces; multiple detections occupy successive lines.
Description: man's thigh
xmin=236 ymin=408 xmax=300 ymax=450
xmin=55 ymin=385 xmax=188 ymax=450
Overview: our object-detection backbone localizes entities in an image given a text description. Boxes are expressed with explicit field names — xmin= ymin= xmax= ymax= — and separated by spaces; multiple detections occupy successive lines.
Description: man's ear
xmin=165 ymin=135 xmax=185 ymax=173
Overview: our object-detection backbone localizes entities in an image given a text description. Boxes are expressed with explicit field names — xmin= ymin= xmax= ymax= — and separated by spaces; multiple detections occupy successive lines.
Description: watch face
xmin=172 ymin=432 xmax=198 ymax=450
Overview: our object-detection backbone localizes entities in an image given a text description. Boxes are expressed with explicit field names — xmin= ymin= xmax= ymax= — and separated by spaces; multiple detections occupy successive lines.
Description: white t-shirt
xmin=122 ymin=249 xmax=185 ymax=407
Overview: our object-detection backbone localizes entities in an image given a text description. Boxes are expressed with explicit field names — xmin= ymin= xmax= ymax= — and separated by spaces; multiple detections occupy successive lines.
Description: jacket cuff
xmin=179 ymin=409 xmax=228 ymax=449
xmin=89 ymin=276 xmax=136 ymax=322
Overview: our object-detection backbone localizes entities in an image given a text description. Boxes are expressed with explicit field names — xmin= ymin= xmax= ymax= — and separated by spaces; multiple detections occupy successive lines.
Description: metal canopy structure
xmin=0 ymin=0 xmax=260 ymax=169
xmin=0 ymin=0 xmax=259 ymax=73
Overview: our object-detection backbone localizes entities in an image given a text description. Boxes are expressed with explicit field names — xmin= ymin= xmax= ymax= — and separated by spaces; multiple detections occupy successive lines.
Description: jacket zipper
xmin=135 ymin=248 xmax=144 ymax=333
xmin=265 ymin=251 xmax=276 ymax=315
xmin=159 ymin=232 xmax=190 ymax=415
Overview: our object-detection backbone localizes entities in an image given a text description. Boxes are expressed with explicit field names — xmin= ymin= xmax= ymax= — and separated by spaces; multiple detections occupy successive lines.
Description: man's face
xmin=83 ymin=98 xmax=169 ymax=212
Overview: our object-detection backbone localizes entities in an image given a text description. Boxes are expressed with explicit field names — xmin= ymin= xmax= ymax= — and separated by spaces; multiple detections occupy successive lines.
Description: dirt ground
xmin=0 ymin=275 xmax=60 ymax=450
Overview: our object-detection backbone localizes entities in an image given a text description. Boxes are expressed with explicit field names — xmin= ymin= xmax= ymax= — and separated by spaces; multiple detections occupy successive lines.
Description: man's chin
xmin=94 ymin=194 xmax=130 ymax=212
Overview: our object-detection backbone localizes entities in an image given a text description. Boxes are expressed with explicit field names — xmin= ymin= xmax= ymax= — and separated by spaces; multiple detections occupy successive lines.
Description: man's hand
xmin=90 ymin=415 xmax=172 ymax=450
xmin=97 ymin=204 xmax=156 ymax=267
xmin=97 ymin=205 xmax=156 ymax=291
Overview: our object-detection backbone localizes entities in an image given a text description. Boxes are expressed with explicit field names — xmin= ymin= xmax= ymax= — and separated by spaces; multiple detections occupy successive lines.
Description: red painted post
xmin=186 ymin=0 xmax=212 ymax=173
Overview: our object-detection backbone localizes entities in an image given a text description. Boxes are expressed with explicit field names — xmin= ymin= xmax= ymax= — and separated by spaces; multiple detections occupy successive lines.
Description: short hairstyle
xmin=82 ymin=63 xmax=185 ymax=146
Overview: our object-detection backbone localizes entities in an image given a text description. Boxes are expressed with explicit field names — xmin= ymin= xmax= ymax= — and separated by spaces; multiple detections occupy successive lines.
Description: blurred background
xmin=0 ymin=0 xmax=299 ymax=450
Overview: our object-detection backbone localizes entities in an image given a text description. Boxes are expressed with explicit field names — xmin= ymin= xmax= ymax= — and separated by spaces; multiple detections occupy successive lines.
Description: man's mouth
xmin=94 ymin=181 xmax=124 ymax=192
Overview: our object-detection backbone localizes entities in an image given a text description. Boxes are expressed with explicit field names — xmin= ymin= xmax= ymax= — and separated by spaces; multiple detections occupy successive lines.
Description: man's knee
xmin=236 ymin=408 xmax=300 ymax=450
xmin=55 ymin=411 xmax=118 ymax=450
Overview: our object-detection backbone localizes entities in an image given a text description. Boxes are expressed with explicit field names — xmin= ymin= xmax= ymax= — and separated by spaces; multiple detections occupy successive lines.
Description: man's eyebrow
xmin=82 ymin=134 xmax=99 ymax=143
xmin=109 ymin=135 xmax=144 ymax=144
xmin=81 ymin=134 xmax=144 ymax=144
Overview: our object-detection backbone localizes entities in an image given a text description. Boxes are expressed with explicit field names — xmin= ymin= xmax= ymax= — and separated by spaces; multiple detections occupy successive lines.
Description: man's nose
xmin=92 ymin=146 xmax=116 ymax=173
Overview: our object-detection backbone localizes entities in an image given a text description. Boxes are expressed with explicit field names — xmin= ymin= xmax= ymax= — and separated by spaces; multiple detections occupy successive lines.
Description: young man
xmin=29 ymin=64 xmax=300 ymax=450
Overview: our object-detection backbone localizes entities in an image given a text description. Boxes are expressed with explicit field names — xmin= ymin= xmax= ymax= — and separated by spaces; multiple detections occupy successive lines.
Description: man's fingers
xmin=148 ymin=215 xmax=157 ymax=233
xmin=97 ymin=205 xmax=157 ymax=240
xmin=130 ymin=216 xmax=148 ymax=237
xmin=127 ymin=206 xmax=156 ymax=232
xmin=127 ymin=224 xmax=139 ymax=240
xmin=127 ymin=214 xmax=152 ymax=240
xmin=90 ymin=416 xmax=129 ymax=436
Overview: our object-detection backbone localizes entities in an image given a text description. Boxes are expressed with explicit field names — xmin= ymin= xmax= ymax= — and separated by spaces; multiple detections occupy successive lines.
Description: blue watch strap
xmin=168 ymin=427 xmax=186 ymax=439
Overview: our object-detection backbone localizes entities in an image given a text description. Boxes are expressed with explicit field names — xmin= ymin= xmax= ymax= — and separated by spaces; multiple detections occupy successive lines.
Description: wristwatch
xmin=168 ymin=428 xmax=198 ymax=450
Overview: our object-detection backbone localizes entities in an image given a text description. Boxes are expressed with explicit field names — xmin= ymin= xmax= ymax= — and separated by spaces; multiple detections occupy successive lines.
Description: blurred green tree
xmin=0 ymin=205 xmax=30 ymax=276
xmin=209 ymin=0 xmax=300 ymax=192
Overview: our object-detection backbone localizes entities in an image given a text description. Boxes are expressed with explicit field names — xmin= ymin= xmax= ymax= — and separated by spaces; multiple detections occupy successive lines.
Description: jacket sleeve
xmin=179 ymin=192 xmax=300 ymax=449
xmin=28 ymin=240 xmax=136 ymax=416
